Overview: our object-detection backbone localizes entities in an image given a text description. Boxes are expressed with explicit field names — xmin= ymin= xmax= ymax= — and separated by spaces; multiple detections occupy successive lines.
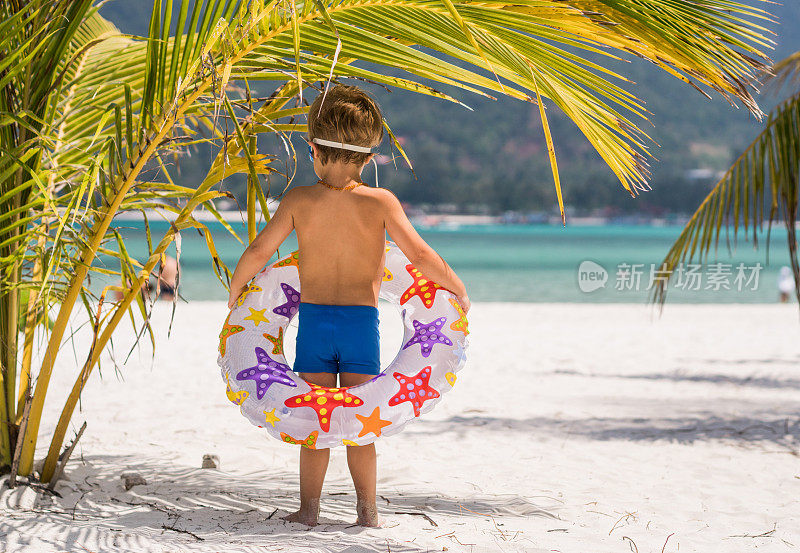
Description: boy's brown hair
xmin=307 ymin=84 xmax=384 ymax=166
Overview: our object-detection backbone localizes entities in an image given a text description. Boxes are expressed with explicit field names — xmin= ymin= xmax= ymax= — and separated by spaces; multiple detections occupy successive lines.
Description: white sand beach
xmin=3 ymin=302 xmax=799 ymax=552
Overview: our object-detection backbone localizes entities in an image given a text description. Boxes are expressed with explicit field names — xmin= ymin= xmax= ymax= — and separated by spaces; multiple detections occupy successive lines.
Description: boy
xmin=227 ymin=84 xmax=469 ymax=527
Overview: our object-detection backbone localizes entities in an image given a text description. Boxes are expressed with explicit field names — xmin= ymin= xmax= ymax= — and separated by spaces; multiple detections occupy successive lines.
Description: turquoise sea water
xmin=108 ymin=220 xmax=795 ymax=303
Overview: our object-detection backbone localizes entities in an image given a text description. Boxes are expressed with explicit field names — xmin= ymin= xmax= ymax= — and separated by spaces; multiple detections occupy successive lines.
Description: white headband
xmin=312 ymin=137 xmax=375 ymax=153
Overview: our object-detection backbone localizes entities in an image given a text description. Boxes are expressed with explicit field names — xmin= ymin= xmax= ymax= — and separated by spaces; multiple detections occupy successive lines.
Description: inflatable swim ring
xmin=217 ymin=241 xmax=469 ymax=448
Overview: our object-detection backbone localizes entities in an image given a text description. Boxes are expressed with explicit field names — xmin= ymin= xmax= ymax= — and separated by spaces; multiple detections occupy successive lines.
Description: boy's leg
xmin=283 ymin=371 xmax=337 ymax=526
xmin=340 ymin=371 xmax=379 ymax=527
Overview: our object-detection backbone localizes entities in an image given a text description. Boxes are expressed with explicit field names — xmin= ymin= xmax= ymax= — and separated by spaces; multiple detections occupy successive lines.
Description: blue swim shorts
xmin=293 ymin=302 xmax=381 ymax=375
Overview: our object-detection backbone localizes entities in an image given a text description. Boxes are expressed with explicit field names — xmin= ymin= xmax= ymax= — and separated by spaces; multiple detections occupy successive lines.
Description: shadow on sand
xmin=407 ymin=413 xmax=800 ymax=446
xmin=2 ymin=453 xmax=556 ymax=553
xmin=550 ymin=366 xmax=800 ymax=390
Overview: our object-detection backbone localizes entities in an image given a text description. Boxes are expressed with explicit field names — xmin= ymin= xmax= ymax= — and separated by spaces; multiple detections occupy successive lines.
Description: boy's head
xmin=307 ymin=84 xmax=383 ymax=166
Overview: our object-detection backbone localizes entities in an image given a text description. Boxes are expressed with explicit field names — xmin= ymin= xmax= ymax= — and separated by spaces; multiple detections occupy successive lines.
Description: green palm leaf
xmin=653 ymin=54 xmax=800 ymax=307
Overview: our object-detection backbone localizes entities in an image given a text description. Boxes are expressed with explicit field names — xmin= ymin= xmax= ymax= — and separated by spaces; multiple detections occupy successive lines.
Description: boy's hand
xmin=227 ymin=285 xmax=246 ymax=310
xmin=456 ymin=294 xmax=471 ymax=314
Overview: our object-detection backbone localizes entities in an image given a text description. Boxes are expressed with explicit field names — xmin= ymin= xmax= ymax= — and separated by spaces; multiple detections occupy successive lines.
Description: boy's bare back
xmin=228 ymin=180 xmax=468 ymax=312
xmin=290 ymin=184 xmax=388 ymax=307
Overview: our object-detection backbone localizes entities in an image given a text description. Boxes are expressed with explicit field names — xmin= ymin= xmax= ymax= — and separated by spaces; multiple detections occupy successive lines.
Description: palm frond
xmin=652 ymin=88 xmax=800 ymax=306
xmin=770 ymin=51 xmax=800 ymax=89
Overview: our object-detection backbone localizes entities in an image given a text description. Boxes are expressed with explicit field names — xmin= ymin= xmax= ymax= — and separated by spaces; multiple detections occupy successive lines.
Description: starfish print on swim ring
xmin=263 ymin=408 xmax=281 ymax=427
xmin=402 ymin=317 xmax=453 ymax=358
xmin=388 ymin=366 xmax=440 ymax=417
xmin=263 ymin=327 xmax=284 ymax=355
xmin=452 ymin=342 xmax=468 ymax=367
xmin=448 ymin=297 xmax=469 ymax=336
xmin=236 ymin=347 xmax=297 ymax=400
xmin=218 ymin=313 xmax=244 ymax=356
xmin=224 ymin=374 xmax=248 ymax=405
xmin=400 ymin=264 xmax=443 ymax=308
xmin=273 ymin=283 xmax=300 ymax=319
xmin=243 ymin=307 xmax=269 ymax=326
xmin=273 ymin=250 xmax=299 ymax=269
xmin=284 ymin=385 xmax=364 ymax=432
xmin=356 ymin=407 xmax=392 ymax=438
xmin=280 ymin=431 xmax=318 ymax=449
xmin=236 ymin=283 xmax=262 ymax=307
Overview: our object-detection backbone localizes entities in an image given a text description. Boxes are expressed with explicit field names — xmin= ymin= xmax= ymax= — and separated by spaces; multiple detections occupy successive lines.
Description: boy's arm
xmin=382 ymin=191 xmax=470 ymax=312
xmin=227 ymin=192 xmax=296 ymax=309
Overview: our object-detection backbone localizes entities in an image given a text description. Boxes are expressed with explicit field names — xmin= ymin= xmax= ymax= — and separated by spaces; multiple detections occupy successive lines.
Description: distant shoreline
xmin=113 ymin=208 xmax=800 ymax=230
xmin=112 ymin=208 xmax=689 ymax=228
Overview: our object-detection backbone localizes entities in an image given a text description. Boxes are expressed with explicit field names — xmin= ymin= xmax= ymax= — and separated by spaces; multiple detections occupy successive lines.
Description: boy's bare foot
xmin=283 ymin=509 xmax=319 ymax=526
xmin=356 ymin=499 xmax=380 ymax=527
xmin=283 ymin=499 xmax=320 ymax=526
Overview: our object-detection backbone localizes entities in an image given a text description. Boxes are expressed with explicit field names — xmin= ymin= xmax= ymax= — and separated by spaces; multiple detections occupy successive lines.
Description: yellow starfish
xmin=225 ymin=374 xmax=249 ymax=405
xmin=236 ymin=283 xmax=262 ymax=307
xmin=244 ymin=307 xmax=269 ymax=326
xmin=263 ymin=408 xmax=281 ymax=427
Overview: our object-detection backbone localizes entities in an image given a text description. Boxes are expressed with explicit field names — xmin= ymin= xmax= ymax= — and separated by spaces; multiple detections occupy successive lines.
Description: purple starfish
xmin=236 ymin=347 xmax=297 ymax=399
xmin=273 ymin=283 xmax=300 ymax=319
xmin=402 ymin=317 xmax=453 ymax=358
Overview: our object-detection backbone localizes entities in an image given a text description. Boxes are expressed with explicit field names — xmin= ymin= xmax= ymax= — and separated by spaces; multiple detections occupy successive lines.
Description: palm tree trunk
xmin=0 ymin=370 xmax=11 ymax=468
xmin=0 ymin=184 xmax=21 ymax=469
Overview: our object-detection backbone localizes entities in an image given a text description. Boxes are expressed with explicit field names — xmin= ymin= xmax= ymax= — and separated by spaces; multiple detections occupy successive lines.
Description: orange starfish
xmin=273 ymin=250 xmax=299 ymax=269
xmin=218 ymin=313 xmax=244 ymax=356
xmin=285 ymin=385 xmax=364 ymax=432
xmin=448 ymin=297 xmax=469 ymax=336
xmin=356 ymin=407 xmax=392 ymax=438
xmin=263 ymin=327 xmax=284 ymax=355
xmin=400 ymin=264 xmax=443 ymax=308
xmin=280 ymin=431 xmax=318 ymax=449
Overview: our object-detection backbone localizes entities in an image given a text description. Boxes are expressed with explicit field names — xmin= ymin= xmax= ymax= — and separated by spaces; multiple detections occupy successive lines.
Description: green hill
xmin=100 ymin=1 xmax=799 ymax=216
